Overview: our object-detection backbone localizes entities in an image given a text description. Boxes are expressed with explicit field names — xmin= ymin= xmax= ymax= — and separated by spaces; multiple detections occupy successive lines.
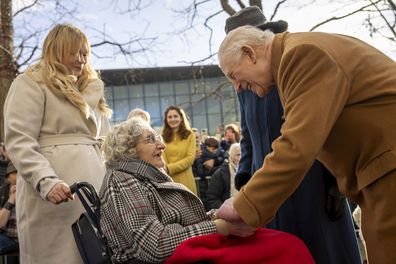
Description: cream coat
xmin=4 ymin=73 xmax=110 ymax=264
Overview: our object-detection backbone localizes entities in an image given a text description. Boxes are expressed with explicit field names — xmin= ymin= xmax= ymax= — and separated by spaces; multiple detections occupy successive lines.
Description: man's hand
xmin=217 ymin=197 xmax=243 ymax=222
xmin=216 ymin=198 xmax=256 ymax=237
xmin=47 ymin=182 xmax=74 ymax=204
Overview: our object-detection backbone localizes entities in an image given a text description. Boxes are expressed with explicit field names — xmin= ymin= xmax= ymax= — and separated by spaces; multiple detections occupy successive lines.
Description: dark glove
xmin=234 ymin=172 xmax=251 ymax=191
xmin=325 ymin=185 xmax=346 ymax=221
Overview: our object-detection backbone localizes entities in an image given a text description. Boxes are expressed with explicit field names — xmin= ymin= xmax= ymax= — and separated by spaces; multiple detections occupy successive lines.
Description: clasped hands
xmin=214 ymin=197 xmax=256 ymax=237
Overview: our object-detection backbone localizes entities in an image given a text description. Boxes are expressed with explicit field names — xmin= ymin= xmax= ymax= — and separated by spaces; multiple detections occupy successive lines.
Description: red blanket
xmin=165 ymin=228 xmax=315 ymax=264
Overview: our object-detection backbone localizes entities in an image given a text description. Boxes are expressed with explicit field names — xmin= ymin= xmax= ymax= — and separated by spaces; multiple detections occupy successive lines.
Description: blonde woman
xmin=161 ymin=106 xmax=197 ymax=194
xmin=4 ymin=24 xmax=111 ymax=264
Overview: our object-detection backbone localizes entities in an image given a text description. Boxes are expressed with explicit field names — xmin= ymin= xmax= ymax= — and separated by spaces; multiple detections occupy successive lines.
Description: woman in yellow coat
xmin=162 ymin=106 xmax=197 ymax=195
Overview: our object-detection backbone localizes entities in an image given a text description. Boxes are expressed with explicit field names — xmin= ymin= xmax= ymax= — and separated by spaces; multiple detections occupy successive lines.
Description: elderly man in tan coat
xmin=217 ymin=26 xmax=396 ymax=264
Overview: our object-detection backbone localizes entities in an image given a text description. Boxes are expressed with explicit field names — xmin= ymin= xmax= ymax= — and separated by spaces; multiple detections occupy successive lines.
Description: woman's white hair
xmin=229 ymin=143 xmax=241 ymax=161
xmin=218 ymin=25 xmax=274 ymax=69
xmin=102 ymin=117 xmax=153 ymax=162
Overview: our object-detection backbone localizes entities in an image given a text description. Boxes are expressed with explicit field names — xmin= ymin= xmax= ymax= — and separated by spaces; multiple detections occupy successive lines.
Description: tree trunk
xmin=0 ymin=0 xmax=16 ymax=141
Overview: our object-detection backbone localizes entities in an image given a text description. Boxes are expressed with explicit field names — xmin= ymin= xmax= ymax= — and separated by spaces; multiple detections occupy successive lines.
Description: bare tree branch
xmin=249 ymin=0 xmax=262 ymax=10
xmin=387 ymin=0 xmax=396 ymax=10
xmin=236 ymin=0 xmax=246 ymax=9
xmin=13 ymin=0 xmax=39 ymax=17
xmin=204 ymin=10 xmax=224 ymax=55
xmin=178 ymin=52 xmax=218 ymax=66
xmin=309 ymin=0 xmax=382 ymax=31
xmin=270 ymin=0 xmax=288 ymax=21
xmin=369 ymin=0 xmax=396 ymax=36
xmin=220 ymin=0 xmax=236 ymax=16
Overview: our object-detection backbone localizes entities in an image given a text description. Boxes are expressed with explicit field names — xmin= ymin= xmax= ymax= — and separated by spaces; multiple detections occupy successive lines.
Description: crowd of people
xmin=1 ymin=3 xmax=395 ymax=264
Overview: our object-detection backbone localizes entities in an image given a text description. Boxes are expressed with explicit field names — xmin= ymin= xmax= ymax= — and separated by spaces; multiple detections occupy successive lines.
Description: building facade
xmin=101 ymin=65 xmax=240 ymax=134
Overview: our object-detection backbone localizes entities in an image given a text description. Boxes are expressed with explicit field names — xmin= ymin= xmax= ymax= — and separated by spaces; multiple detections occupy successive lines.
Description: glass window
xmin=208 ymin=113 xmax=222 ymax=135
xmin=159 ymin=82 xmax=174 ymax=96
xmin=151 ymin=117 xmax=163 ymax=129
xmin=190 ymin=79 xmax=205 ymax=94
xmin=144 ymin=83 xmax=159 ymax=97
xmin=145 ymin=97 xmax=161 ymax=120
xmin=221 ymin=98 xmax=239 ymax=124
xmin=113 ymin=85 xmax=128 ymax=99
xmin=191 ymin=115 xmax=207 ymax=132
xmin=128 ymin=84 xmax=143 ymax=98
xmin=176 ymin=95 xmax=190 ymax=107
xmin=104 ymin=86 xmax=113 ymax=100
xmin=107 ymin=99 xmax=114 ymax=110
xmin=174 ymin=80 xmax=190 ymax=95
xmin=191 ymin=96 xmax=207 ymax=123
xmin=205 ymin=78 xmax=221 ymax=93
xmin=129 ymin=98 xmax=145 ymax=111
xmin=206 ymin=95 xmax=221 ymax=114
xmin=113 ymin=99 xmax=130 ymax=122
xmin=104 ymin=67 xmax=240 ymax=132
xmin=160 ymin=96 xmax=175 ymax=112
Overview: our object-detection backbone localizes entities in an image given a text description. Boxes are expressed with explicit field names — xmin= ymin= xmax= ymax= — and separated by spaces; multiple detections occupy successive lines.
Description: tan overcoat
xmin=4 ymin=73 xmax=110 ymax=264
xmin=234 ymin=32 xmax=396 ymax=263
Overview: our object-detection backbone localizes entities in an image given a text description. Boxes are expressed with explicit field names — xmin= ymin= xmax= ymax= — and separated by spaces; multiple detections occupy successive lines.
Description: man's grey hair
xmin=127 ymin=107 xmax=151 ymax=122
xmin=102 ymin=117 xmax=153 ymax=162
xmin=218 ymin=25 xmax=274 ymax=69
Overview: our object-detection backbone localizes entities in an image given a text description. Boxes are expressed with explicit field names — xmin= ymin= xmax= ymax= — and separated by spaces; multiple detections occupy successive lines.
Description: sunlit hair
xmin=225 ymin=123 xmax=241 ymax=142
xmin=229 ymin=143 xmax=241 ymax=164
xmin=25 ymin=23 xmax=112 ymax=118
xmin=102 ymin=117 xmax=154 ymax=162
xmin=161 ymin=105 xmax=192 ymax=143
xmin=127 ymin=108 xmax=151 ymax=123
xmin=218 ymin=25 xmax=274 ymax=70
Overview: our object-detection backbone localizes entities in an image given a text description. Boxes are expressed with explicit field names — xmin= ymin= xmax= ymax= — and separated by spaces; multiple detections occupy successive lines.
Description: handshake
xmin=212 ymin=197 xmax=257 ymax=237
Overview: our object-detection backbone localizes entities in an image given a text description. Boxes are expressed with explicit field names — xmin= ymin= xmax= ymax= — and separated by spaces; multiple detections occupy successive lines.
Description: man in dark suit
xmin=217 ymin=17 xmax=396 ymax=264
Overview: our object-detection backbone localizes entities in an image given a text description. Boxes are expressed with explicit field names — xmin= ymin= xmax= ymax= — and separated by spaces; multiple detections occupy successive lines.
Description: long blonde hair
xmin=26 ymin=24 xmax=112 ymax=118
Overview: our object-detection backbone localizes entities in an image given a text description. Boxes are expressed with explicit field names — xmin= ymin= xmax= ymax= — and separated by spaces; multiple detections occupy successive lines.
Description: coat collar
xmin=106 ymin=159 xmax=173 ymax=183
xmin=81 ymin=79 xmax=105 ymax=136
xmin=271 ymin=32 xmax=288 ymax=106
xmin=81 ymin=79 xmax=104 ymax=110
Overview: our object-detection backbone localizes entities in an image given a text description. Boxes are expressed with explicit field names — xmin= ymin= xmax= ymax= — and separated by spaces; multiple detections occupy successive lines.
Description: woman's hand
xmin=47 ymin=182 xmax=74 ymax=204
xmin=214 ymin=218 xmax=256 ymax=237
xmin=227 ymin=219 xmax=256 ymax=237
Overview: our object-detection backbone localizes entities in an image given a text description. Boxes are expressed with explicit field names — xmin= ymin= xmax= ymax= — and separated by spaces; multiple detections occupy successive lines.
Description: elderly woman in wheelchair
xmin=99 ymin=117 xmax=255 ymax=263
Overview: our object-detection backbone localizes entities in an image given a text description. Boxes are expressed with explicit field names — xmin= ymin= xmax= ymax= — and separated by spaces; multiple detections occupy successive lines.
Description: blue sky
xmin=13 ymin=0 xmax=396 ymax=70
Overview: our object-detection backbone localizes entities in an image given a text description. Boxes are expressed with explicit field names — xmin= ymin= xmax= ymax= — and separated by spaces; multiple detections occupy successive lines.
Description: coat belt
xmin=38 ymin=134 xmax=99 ymax=147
